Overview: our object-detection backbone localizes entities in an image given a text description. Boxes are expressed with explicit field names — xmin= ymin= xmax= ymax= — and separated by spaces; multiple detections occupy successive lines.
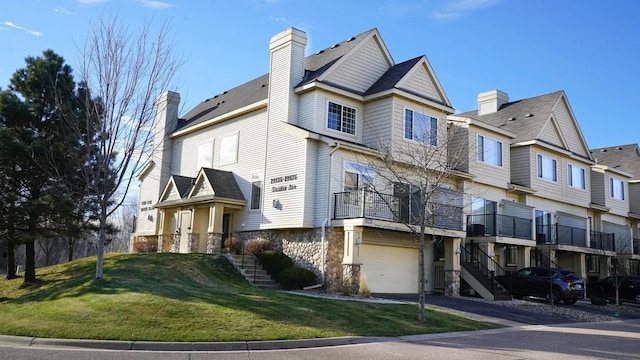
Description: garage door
xmin=360 ymin=244 xmax=418 ymax=294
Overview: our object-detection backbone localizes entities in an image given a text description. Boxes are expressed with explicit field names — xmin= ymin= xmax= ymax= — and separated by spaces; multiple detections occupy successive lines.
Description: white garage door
xmin=360 ymin=244 xmax=418 ymax=294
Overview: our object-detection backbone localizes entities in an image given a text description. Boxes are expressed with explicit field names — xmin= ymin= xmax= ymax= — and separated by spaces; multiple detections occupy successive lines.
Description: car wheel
xmin=635 ymin=293 xmax=640 ymax=304
xmin=546 ymin=289 xmax=562 ymax=305
xmin=563 ymin=298 xmax=578 ymax=305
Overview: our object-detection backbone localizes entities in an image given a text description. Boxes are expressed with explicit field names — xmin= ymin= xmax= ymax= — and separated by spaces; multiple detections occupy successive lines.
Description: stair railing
xmin=241 ymin=240 xmax=258 ymax=285
xmin=460 ymin=246 xmax=510 ymax=295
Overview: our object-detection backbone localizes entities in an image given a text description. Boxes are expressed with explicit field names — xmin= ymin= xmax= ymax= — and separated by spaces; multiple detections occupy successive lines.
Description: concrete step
xmin=223 ymin=253 xmax=277 ymax=289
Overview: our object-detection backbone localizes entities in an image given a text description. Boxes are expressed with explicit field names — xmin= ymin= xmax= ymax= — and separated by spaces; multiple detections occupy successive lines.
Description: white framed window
xmin=567 ymin=164 xmax=585 ymax=190
xmin=610 ymin=177 xmax=625 ymax=200
xmin=343 ymin=162 xmax=373 ymax=191
xmin=477 ymin=135 xmax=502 ymax=166
xmin=404 ymin=109 xmax=437 ymax=146
xmin=219 ymin=132 xmax=238 ymax=165
xmin=196 ymin=141 xmax=214 ymax=170
xmin=250 ymin=172 xmax=263 ymax=210
xmin=537 ymin=154 xmax=557 ymax=182
xmin=327 ymin=101 xmax=356 ymax=135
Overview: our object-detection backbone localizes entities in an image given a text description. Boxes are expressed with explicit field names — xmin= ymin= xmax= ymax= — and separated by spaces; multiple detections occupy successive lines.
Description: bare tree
xmin=361 ymin=122 xmax=466 ymax=321
xmin=65 ymin=14 xmax=180 ymax=279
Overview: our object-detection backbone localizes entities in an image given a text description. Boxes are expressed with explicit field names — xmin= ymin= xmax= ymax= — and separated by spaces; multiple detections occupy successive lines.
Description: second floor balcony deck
xmin=466 ymin=214 xmax=532 ymax=240
xmin=333 ymin=190 xmax=463 ymax=231
xmin=536 ymin=224 xmax=615 ymax=251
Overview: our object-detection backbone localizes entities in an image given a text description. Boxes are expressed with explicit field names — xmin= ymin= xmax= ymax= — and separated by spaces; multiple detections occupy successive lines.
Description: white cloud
xmin=3 ymin=21 xmax=42 ymax=36
xmin=77 ymin=0 xmax=110 ymax=4
xmin=140 ymin=0 xmax=177 ymax=9
xmin=54 ymin=7 xmax=76 ymax=15
xmin=430 ymin=0 xmax=501 ymax=20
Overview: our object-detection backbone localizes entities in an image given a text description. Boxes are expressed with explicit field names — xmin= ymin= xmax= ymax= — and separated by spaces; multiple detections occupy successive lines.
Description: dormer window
xmin=405 ymin=109 xmax=437 ymax=146
xmin=327 ymin=102 xmax=356 ymax=135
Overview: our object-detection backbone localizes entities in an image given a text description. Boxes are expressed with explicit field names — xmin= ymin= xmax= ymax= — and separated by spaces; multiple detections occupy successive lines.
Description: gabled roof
xmin=365 ymin=56 xmax=421 ymax=95
xmin=456 ymin=91 xmax=564 ymax=143
xmin=200 ymin=168 xmax=245 ymax=201
xmin=158 ymin=174 xmax=195 ymax=203
xmin=300 ymin=28 xmax=381 ymax=86
xmin=590 ymin=144 xmax=640 ymax=180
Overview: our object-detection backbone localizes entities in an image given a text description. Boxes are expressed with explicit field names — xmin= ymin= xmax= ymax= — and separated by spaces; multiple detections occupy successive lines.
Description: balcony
xmin=466 ymin=214 xmax=532 ymax=240
xmin=589 ymin=231 xmax=616 ymax=251
xmin=333 ymin=190 xmax=463 ymax=231
xmin=536 ymin=224 xmax=587 ymax=247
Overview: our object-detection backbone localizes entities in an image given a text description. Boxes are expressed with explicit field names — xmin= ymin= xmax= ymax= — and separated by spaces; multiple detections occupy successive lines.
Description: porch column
xmin=444 ymin=237 xmax=461 ymax=297
xmin=572 ymin=253 xmax=586 ymax=280
xmin=519 ymin=246 xmax=531 ymax=268
xmin=206 ymin=203 xmax=224 ymax=254
xmin=600 ymin=256 xmax=612 ymax=278
xmin=342 ymin=226 xmax=363 ymax=293
xmin=157 ymin=210 xmax=165 ymax=253
xmin=479 ymin=242 xmax=496 ymax=271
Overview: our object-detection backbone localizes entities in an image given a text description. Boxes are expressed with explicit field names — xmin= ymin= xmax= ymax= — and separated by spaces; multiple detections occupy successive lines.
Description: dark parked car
xmin=591 ymin=276 xmax=640 ymax=304
xmin=495 ymin=267 xmax=585 ymax=305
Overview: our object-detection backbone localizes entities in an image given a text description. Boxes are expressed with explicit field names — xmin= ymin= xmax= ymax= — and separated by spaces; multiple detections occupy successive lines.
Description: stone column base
xmin=342 ymin=264 xmax=361 ymax=294
xmin=445 ymin=270 xmax=460 ymax=297
xmin=207 ymin=233 xmax=222 ymax=255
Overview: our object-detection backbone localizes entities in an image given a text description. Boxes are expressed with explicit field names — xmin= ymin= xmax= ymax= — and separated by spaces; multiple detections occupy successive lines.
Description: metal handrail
xmin=240 ymin=240 xmax=259 ymax=286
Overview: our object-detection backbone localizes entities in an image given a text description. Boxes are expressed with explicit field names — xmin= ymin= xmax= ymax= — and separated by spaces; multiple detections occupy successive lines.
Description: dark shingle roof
xmin=202 ymin=168 xmax=245 ymax=201
xmin=365 ymin=56 xmax=421 ymax=96
xmin=456 ymin=91 xmax=564 ymax=144
xmin=176 ymin=29 xmax=380 ymax=133
xmin=178 ymin=74 xmax=269 ymax=130
xmin=172 ymin=175 xmax=195 ymax=198
xmin=590 ymin=144 xmax=640 ymax=180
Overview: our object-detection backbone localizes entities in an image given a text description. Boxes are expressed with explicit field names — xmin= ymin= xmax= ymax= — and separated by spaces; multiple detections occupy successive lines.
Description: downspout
xmin=304 ymin=142 xmax=340 ymax=290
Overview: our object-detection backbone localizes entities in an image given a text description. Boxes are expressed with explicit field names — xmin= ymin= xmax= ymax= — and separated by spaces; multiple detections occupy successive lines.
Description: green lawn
xmin=0 ymin=253 xmax=492 ymax=342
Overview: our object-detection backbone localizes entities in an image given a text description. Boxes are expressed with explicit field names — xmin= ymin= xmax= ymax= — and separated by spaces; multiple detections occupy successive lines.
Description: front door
xmin=179 ymin=210 xmax=191 ymax=253
xmin=221 ymin=213 xmax=231 ymax=250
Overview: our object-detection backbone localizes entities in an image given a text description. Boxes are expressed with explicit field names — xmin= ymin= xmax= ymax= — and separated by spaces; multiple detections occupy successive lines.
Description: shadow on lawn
xmin=0 ymin=253 xmax=482 ymax=337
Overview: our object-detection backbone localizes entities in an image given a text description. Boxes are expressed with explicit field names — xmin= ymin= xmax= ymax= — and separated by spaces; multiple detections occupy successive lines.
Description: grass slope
xmin=0 ymin=253 xmax=491 ymax=341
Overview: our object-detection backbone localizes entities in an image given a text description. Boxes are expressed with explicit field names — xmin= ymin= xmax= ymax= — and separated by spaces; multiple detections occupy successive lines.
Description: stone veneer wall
xmin=444 ymin=270 xmax=460 ymax=297
xmin=207 ymin=233 xmax=222 ymax=255
xmin=237 ymin=227 xmax=345 ymax=290
xmin=189 ymin=233 xmax=200 ymax=253
xmin=170 ymin=234 xmax=180 ymax=253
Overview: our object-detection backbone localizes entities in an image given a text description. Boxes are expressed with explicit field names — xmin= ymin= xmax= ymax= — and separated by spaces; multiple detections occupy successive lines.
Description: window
xmin=537 ymin=154 xmax=557 ymax=182
xmin=535 ymin=210 xmax=554 ymax=243
xmin=477 ymin=135 xmax=502 ymax=166
xmin=250 ymin=173 xmax=262 ymax=210
xmin=219 ymin=133 xmax=238 ymax=165
xmin=328 ymin=102 xmax=356 ymax=135
xmin=470 ymin=198 xmax=497 ymax=235
xmin=567 ymin=164 xmax=585 ymax=189
xmin=610 ymin=177 xmax=625 ymax=200
xmin=405 ymin=109 xmax=437 ymax=146
xmin=196 ymin=141 xmax=213 ymax=170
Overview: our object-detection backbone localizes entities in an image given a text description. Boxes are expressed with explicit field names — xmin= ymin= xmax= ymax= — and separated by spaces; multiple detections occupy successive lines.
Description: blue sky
xmin=1 ymin=0 xmax=638 ymax=149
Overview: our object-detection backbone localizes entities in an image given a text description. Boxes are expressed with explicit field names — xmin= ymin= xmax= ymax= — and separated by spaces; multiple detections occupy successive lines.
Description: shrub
xmin=359 ymin=276 xmax=371 ymax=298
xmin=256 ymin=250 xmax=293 ymax=278
xmin=336 ymin=278 xmax=356 ymax=296
xmin=278 ymin=267 xmax=317 ymax=290
xmin=133 ymin=238 xmax=158 ymax=253
xmin=590 ymin=296 xmax=608 ymax=306
xmin=245 ymin=238 xmax=271 ymax=255
xmin=224 ymin=237 xmax=242 ymax=254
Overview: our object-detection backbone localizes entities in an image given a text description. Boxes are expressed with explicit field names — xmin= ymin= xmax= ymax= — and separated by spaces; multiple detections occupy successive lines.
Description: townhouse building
xmin=135 ymin=27 xmax=465 ymax=295
xmin=133 ymin=26 xmax=637 ymax=299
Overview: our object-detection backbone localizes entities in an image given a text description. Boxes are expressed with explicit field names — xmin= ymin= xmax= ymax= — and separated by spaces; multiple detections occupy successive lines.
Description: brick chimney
xmin=477 ymin=89 xmax=509 ymax=116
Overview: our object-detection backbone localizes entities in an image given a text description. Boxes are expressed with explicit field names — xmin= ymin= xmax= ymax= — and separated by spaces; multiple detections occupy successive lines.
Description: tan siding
xmin=401 ymin=64 xmax=439 ymax=101
xmin=604 ymin=174 xmax=629 ymax=217
xmin=529 ymin=149 xmax=562 ymax=202
xmin=560 ymin=159 xmax=591 ymax=208
xmin=363 ymin=97 xmax=393 ymax=149
xmin=314 ymin=144 xmax=331 ymax=226
xmin=630 ymin=183 xmax=640 ymax=214
xmin=303 ymin=139 xmax=318 ymax=227
xmin=510 ymin=147 xmax=531 ymax=187
xmin=448 ymin=124 xmax=469 ymax=172
xmin=468 ymin=128 xmax=510 ymax=189
xmin=539 ymin=120 xmax=563 ymax=148
xmin=552 ymin=100 xmax=589 ymax=157
xmin=325 ymin=39 xmax=390 ymax=93
xmin=590 ymin=170 xmax=605 ymax=206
